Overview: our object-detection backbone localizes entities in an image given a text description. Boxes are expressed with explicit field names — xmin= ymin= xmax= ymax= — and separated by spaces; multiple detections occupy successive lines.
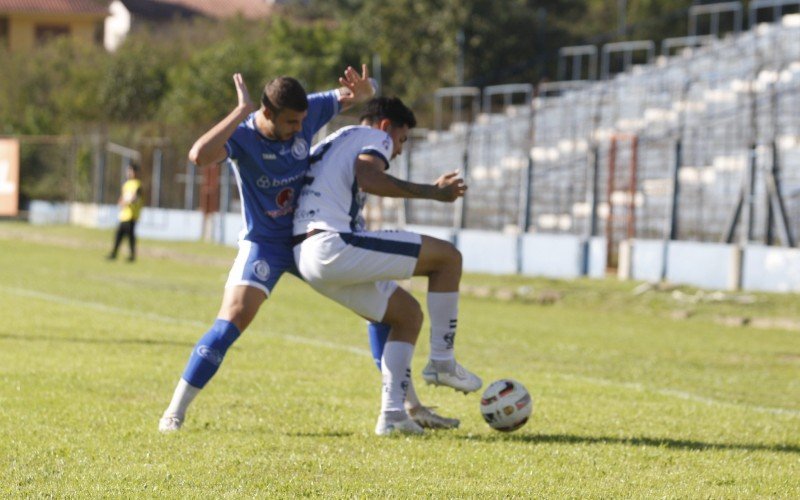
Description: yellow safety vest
xmin=119 ymin=179 xmax=143 ymax=222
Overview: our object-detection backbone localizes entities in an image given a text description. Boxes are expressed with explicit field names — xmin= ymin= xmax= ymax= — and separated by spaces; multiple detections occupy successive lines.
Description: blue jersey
xmin=225 ymin=90 xmax=339 ymax=243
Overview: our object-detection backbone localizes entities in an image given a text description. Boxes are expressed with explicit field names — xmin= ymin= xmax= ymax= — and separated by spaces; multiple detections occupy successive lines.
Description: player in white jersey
xmin=293 ymin=97 xmax=482 ymax=436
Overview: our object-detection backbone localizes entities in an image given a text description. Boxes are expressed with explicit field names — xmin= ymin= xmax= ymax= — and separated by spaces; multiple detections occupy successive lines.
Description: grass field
xmin=1 ymin=222 xmax=798 ymax=497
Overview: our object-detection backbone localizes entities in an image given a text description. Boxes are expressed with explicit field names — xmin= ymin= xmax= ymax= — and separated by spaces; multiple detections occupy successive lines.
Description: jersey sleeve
xmin=305 ymin=91 xmax=341 ymax=136
xmin=225 ymin=125 xmax=247 ymax=161
xmin=359 ymin=130 xmax=393 ymax=170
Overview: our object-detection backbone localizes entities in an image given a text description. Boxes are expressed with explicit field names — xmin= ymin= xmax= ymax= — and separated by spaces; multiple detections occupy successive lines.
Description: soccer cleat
xmin=374 ymin=414 xmax=424 ymax=436
xmin=422 ymin=359 xmax=483 ymax=394
xmin=407 ymin=405 xmax=460 ymax=429
xmin=158 ymin=415 xmax=183 ymax=433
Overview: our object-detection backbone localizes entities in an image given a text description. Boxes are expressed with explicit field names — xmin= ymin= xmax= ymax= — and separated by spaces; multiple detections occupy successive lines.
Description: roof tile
xmin=0 ymin=0 xmax=109 ymax=15
xmin=120 ymin=0 xmax=273 ymax=20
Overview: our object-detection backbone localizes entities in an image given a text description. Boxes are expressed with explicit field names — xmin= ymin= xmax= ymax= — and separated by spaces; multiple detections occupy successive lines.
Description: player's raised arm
xmin=355 ymin=157 xmax=467 ymax=202
xmin=188 ymin=73 xmax=256 ymax=166
xmin=337 ymin=64 xmax=376 ymax=112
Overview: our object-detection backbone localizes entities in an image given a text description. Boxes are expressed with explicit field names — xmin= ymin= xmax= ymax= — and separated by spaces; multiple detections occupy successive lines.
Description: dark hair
xmin=261 ymin=76 xmax=308 ymax=114
xmin=359 ymin=97 xmax=417 ymax=129
xmin=128 ymin=162 xmax=140 ymax=174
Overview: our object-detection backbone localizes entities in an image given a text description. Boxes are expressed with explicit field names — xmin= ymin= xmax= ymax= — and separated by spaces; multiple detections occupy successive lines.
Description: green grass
xmin=1 ymin=222 xmax=798 ymax=497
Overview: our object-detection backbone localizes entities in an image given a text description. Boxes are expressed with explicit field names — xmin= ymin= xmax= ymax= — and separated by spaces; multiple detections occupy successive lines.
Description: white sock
xmin=162 ymin=378 xmax=200 ymax=419
xmin=404 ymin=379 xmax=421 ymax=410
xmin=427 ymin=291 xmax=459 ymax=361
xmin=380 ymin=341 xmax=414 ymax=414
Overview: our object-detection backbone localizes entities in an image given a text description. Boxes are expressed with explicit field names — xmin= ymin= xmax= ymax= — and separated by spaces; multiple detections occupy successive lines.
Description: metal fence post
xmin=668 ymin=139 xmax=682 ymax=241
xmin=94 ymin=137 xmax=106 ymax=204
xmin=581 ymin=146 xmax=600 ymax=275
xmin=661 ymin=138 xmax=682 ymax=281
xmin=152 ymin=149 xmax=162 ymax=208
xmin=518 ymin=156 xmax=533 ymax=233
xmin=741 ymin=144 xmax=757 ymax=246
xmin=184 ymin=161 xmax=195 ymax=211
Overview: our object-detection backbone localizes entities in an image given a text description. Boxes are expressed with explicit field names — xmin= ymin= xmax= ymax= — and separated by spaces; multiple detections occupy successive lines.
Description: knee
xmin=218 ymin=286 xmax=266 ymax=332
xmin=385 ymin=295 xmax=424 ymax=333
xmin=440 ymin=243 xmax=462 ymax=273
xmin=448 ymin=244 xmax=462 ymax=268
xmin=219 ymin=301 xmax=254 ymax=332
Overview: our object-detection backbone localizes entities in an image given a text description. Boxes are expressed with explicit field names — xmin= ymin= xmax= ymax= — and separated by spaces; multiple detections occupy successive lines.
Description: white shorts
xmin=293 ymin=230 xmax=423 ymax=321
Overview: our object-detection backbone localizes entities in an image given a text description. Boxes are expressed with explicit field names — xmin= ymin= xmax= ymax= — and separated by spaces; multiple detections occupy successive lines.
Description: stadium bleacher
xmin=389 ymin=13 xmax=800 ymax=254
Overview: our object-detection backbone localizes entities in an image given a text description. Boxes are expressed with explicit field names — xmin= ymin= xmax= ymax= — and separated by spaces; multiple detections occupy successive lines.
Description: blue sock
xmin=367 ymin=322 xmax=391 ymax=370
xmin=182 ymin=319 xmax=241 ymax=388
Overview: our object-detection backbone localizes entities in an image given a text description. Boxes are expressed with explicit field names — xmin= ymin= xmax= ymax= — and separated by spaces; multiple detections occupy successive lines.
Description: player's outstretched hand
xmin=233 ymin=73 xmax=256 ymax=113
xmin=338 ymin=64 xmax=376 ymax=108
xmin=434 ymin=170 xmax=468 ymax=202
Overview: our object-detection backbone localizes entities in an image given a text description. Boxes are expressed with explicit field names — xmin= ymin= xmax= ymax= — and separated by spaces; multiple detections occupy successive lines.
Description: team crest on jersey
xmin=291 ymin=137 xmax=309 ymax=160
xmin=266 ymin=187 xmax=295 ymax=218
xmin=253 ymin=259 xmax=271 ymax=281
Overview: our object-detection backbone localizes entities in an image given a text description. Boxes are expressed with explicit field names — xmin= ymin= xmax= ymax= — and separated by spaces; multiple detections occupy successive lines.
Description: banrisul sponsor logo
xmin=256 ymin=172 xmax=305 ymax=190
xmin=266 ymin=188 xmax=295 ymax=218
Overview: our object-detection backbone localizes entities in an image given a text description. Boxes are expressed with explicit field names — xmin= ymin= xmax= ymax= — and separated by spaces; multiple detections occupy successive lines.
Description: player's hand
xmin=434 ymin=170 xmax=468 ymax=202
xmin=338 ymin=64 xmax=376 ymax=108
xmin=233 ymin=73 xmax=256 ymax=113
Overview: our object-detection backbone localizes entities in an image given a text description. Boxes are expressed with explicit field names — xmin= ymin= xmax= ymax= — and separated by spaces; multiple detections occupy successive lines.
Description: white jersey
xmin=294 ymin=126 xmax=393 ymax=235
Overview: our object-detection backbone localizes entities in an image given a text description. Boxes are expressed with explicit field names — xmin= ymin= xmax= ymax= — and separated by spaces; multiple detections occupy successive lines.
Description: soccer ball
xmin=480 ymin=379 xmax=533 ymax=432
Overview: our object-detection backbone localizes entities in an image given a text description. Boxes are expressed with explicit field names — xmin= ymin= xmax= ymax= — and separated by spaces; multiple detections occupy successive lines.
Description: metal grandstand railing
xmin=688 ymin=1 xmax=744 ymax=37
xmin=749 ymin=0 xmax=800 ymax=26
xmin=389 ymin=12 xmax=800 ymax=260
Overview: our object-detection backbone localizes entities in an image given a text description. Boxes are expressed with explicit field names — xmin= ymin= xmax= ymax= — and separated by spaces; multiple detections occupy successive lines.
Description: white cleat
xmin=158 ymin=415 xmax=183 ymax=433
xmin=422 ymin=359 xmax=483 ymax=394
xmin=375 ymin=414 xmax=424 ymax=436
xmin=408 ymin=405 xmax=460 ymax=430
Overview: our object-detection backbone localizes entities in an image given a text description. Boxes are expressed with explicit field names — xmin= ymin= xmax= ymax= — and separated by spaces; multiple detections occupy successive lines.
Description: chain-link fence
xmin=14 ymin=17 xmax=800 ymax=261
xmin=15 ymin=134 xmax=199 ymax=211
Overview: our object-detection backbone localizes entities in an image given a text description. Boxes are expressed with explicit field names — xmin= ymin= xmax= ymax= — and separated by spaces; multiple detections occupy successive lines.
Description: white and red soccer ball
xmin=480 ymin=379 xmax=533 ymax=432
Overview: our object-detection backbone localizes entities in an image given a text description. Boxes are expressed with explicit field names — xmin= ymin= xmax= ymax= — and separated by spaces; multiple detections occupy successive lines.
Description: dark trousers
xmin=110 ymin=220 xmax=137 ymax=260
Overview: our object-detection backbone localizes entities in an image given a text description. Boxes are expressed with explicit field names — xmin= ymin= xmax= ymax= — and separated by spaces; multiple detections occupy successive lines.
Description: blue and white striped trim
xmin=339 ymin=233 xmax=421 ymax=258
xmin=360 ymin=148 xmax=390 ymax=170
xmin=348 ymin=179 xmax=360 ymax=232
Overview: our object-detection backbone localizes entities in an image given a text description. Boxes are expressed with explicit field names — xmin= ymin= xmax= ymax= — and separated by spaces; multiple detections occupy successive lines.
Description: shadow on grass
xmin=287 ymin=431 xmax=355 ymax=438
xmin=459 ymin=433 xmax=800 ymax=454
xmin=0 ymin=332 xmax=194 ymax=348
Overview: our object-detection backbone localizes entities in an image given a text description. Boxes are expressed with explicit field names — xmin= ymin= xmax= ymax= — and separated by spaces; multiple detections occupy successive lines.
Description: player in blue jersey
xmin=158 ymin=67 xmax=376 ymax=432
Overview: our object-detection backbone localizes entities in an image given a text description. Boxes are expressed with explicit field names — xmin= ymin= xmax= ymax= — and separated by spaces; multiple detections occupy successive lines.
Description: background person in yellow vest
xmin=107 ymin=163 xmax=143 ymax=262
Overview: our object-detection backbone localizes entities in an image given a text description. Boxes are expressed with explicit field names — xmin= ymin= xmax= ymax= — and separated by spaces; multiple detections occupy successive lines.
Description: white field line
xmin=2 ymin=285 xmax=797 ymax=418
xmin=555 ymin=373 xmax=800 ymax=418
xmin=0 ymin=286 xmax=371 ymax=355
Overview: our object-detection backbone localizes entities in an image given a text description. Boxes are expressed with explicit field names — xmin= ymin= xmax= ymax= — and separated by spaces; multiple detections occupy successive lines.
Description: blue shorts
xmin=225 ymin=239 xmax=298 ymax=298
